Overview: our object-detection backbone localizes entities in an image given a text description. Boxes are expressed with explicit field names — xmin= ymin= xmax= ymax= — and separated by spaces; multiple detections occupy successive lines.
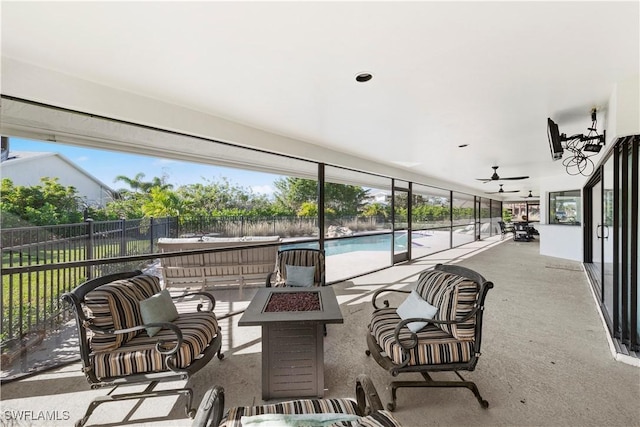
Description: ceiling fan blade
xmin=486 ymin=189 xmax=520 ymax=194
xmin=476 ymin=178 xmax=492 ymax=182
xmin=499 ymin=176 xmax=530 ymax=181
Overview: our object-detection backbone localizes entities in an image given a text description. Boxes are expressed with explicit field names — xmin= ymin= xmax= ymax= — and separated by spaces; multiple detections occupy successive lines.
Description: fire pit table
xmin=238 ymin=286 xmax=343 ymax=399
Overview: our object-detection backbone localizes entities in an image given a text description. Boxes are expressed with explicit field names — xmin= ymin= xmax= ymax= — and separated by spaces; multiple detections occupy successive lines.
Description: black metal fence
xmin=1 ymin=214 xmax=384 ymax=350
xmin=1 ymin=217 xmax=176 ymax=348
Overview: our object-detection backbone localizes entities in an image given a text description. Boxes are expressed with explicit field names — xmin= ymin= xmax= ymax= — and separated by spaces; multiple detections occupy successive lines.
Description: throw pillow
xmin=285 ymin=265 xmax=316 ymax=287
xmin=139 ymin=289 xmax=179 ymax=337
xmin=396 ymin=290 xmax=438 ymax=333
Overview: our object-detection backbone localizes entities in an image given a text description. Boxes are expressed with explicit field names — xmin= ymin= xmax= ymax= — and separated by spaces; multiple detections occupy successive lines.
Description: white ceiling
xmin=2 ymin=1 xmax=638 ymax=198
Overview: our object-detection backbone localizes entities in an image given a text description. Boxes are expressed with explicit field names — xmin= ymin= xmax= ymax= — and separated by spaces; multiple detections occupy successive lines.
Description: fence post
xmin=120 ymin=218 xmax=126 ymax=256
xmin=85 ymin=218 xmax=94 ymax=280
xmin=149 ymin=217 xmax=155 ymax=253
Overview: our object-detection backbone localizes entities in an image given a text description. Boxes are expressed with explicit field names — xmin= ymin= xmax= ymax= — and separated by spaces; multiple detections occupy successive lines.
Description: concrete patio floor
xmin=1 ymin=236 xmax=638 ymax=426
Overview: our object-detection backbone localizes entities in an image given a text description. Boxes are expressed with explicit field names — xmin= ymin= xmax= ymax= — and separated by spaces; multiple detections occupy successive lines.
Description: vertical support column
xmin=85 ymin=219 xmax=94 ymax=280
xmin=318 ymin=163 xmax=325 ymax=252
xmin=149 ymin=217 xmax=155 ymax=253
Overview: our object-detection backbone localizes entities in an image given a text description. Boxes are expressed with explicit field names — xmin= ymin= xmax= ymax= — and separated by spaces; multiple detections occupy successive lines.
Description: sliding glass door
xmin=584 ymin=135 xmax=639 ymax=352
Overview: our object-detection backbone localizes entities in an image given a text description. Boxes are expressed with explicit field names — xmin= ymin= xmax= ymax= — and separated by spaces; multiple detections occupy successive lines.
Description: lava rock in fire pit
xmin=264 ymin=292 xmax=321 ymax=312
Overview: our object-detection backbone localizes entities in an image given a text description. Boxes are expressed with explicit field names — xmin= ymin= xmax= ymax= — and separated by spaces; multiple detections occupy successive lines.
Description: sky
xmin=7 ymin=137 xmax=282 ymax=196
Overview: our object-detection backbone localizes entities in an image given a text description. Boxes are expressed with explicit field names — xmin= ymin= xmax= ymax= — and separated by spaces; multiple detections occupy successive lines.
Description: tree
xmin=0 ymin=177 xmax=83 ymax=226
xmin=273 ymin=177 xmax=369 ymax=216
xmin=113 ymin=172 xmax=173 ymax=194
xmin=142 ymin=187 xmax=183 ymax=217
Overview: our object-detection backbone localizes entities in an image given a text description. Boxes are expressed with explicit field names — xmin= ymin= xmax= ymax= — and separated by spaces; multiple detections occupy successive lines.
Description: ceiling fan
xmin=485 ymin=184 xmax=520 ymax=194
xmin=476 ymin=166 xmax=529 ymax=183
xmin=522 ymin=191 xmax=539 ymax=199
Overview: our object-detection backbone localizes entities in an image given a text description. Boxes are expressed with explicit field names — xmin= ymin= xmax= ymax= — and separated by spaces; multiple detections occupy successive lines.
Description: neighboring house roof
xmin=1 ymin=150 xmax=114 ymax=195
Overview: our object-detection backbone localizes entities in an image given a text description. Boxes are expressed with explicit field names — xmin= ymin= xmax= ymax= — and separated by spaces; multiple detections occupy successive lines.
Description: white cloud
xmin=251 ymin=185 xmax=274 ymax=195
xmin=154 ymin=158 xmax=177 ymax=166
xmin=75 ymin=156 xmax=89 ymax=162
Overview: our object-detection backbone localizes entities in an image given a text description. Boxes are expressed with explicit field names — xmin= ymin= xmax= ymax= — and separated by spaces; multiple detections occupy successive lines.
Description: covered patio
xmin=2 ymin=237 xmax=637 ymax=426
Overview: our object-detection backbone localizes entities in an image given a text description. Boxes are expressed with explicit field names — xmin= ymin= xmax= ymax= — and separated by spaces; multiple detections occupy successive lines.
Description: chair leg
xmin=75 ymin=381 xmax=195 ymax=427
xmin=387 ymin=372 xmax=489 ymax=412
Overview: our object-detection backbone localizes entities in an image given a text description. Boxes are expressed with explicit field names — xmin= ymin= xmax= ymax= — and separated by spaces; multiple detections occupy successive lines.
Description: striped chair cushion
xmin=415 ymin=269 xmax=479 ymax=341
xmin=220 ymin=398 xmax=359 ymax=427
xmin=92 ymin=311 xmax=218 ymax=379
xmin=220 ymin=400 xmax=401 ymax=427
xmin=370 ymin=308 xmax=474 ymax=366
xmin=274 ymin=249 xmax=325 ymax=287
xmin=85 ymin=275 xmax=160 ymax=352
xmin=336 ymin=411 xmax=402 ymax=427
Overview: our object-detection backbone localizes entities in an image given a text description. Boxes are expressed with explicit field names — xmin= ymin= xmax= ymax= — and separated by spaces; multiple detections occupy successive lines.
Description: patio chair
xmin=61 ymin=270 xmax=224 ymax=427
xmin=498 ymin=221 xmax=514 ymax=240
xmin=192 ymin=374 xmax=403 ymax=427
xmin=265 ymin=248 xmax=326 ymax=288
xmin=365 ymin=263 xmax=493 ymax=411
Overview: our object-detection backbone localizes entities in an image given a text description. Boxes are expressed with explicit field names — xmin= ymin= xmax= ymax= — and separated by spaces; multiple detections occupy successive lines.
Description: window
xmin=548 ymin=190 xmax=581 ymax=225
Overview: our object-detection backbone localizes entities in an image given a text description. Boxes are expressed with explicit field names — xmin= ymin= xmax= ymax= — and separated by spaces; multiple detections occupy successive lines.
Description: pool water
xmin=283 ymin=232 xmax=428 ymax=256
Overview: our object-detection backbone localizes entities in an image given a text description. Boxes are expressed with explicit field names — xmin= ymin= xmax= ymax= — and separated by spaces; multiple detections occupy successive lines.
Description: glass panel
xmin=603 ymin=155 xmax=615 ymax=320
xmin=527 ymin=203 xmax=541 ymax=222
xmin=393 ymin=183 xmax=410 ymax=261
xmin=412 ymin=184 xmax=451 ymax=257
xmin=592 ymin=182 xmax=603 ymax=301
xmin=491 ymin=200 xmax=502 ymax=237
xmin=323 ymin=166 xmax=393 ymax=281
xmin=452 ymin=192 xmax=475 ymax=246
xmin=548 ymin=190 xmax=582 ymax=225
xmin=479 ymin=197 xmax=492 ymax=238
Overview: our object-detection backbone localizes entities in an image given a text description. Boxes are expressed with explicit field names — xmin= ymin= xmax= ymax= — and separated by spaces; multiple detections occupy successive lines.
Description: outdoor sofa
xmin=158 ymin=236 xmax=281 ymax=289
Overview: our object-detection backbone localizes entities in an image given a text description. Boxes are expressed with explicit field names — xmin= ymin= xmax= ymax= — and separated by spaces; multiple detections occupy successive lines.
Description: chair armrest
xmin=355 ymin=374 xmax=383 ymax=415
xmin=173 ymin=291 xmax=216 ymax=312
xmin=371 ymin=288 xmax=411 ymax=309
xmin=266 ymin=271 xmax=275 ymax=287
xmin=192 ymin=385 xmax=225 ymax=427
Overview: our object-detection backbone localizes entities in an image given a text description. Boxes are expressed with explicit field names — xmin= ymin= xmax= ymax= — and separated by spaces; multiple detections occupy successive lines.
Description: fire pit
xmin=264 ymin=291 xmax=321 ymax=312
xmin=238 ymin=286 xmax=343 ymax=399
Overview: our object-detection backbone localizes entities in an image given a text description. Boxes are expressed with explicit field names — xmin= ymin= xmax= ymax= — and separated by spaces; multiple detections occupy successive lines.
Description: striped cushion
xmin=333 ymin=410 xmax=402 ymax=427
xmin=274 ymin=250 xmax=325 ymax=287
xmin=85 ymin=275 xmax=161 ymax=352
xmin=92 ymin=311 xmax=218 ymax=379
xmin=415 ymin=269 xmax=479 ymax=340
xmin=220 ymin=398 xmax=359 ymax=427
xmin=370 ymin=308 xmax=474 ymax=366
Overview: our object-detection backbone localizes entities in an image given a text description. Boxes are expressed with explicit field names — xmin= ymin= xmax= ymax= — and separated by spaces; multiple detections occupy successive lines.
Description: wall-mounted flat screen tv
xmin=547 ymin=118 xmax=564 ymax=161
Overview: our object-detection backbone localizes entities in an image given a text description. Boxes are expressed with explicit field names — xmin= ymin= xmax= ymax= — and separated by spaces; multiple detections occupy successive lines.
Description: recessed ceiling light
xmin=458 ymin=144 xmax=469 ymax=148
xmin=355 ymin=72 xmax=373 ymax=82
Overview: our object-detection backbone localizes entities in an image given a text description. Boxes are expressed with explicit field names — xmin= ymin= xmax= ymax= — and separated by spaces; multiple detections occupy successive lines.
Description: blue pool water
xmin=283 ymin=232 xmax=427 ymax=256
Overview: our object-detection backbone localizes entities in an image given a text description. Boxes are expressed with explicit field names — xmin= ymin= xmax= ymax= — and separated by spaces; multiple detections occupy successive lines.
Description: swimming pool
xmin=283 ymin=232 xmax=427 ymax=256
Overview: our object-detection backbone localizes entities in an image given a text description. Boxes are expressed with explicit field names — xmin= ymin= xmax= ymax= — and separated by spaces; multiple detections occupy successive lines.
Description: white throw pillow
xmin=139 ymin=289 xmax=179 ymax=337
xmin=285 ymin=265 xmax=316 ymax=287
xmin=396 ymin=290 xmax=438 ymax=333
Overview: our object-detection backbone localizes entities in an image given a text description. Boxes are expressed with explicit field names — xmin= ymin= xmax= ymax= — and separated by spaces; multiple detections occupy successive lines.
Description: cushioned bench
xmin=158 ymin=236 xmax=281 ymax=289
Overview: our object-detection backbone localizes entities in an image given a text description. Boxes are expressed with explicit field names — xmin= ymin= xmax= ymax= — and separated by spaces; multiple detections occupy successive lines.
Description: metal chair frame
xmin=365 ymin=263 xmax=493 ymax=411
xmin=62 ymin=270 xmax=224 ymax=427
